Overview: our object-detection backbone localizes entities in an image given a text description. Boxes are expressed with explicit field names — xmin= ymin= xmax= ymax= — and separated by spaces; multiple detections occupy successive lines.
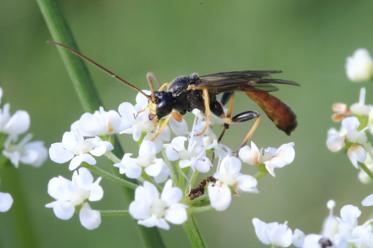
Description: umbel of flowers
xmin=327 ymin=48 xmax=373 ymax=184
xmin=0 ymin=86 xmax=47 ymax=213
xmin=48 ymin=89 xmax=296 ymax=230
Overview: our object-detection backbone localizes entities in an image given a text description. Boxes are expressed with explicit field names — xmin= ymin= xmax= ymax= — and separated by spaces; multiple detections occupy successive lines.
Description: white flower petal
xmin=208 ymin=182 xmax=231 ymax=211
xmin=0 ymin=192 xmax=13 ymax=212
xmin=144 ymin=159 xmax=164 ymax=177
xmin=326 ymin=128 xmax=345 ymax=152
xmin=165 ymin=204 xmax=187 ymax=225
xmin=79 ymin=203 xmax=101 ymax=230
xmin=340 ymin=204 xmax=361 ymax=226
xmin=3 ymin=110 xmax=30 ymax=135
xmin=161 ymin=180 xmax=182 ymax=206
xmin=239 ymin=141 xmax=261 ymax=165
xmin=237 ymin=175 xmax=258 ymax=192
xmin=49 ymin=143 xmax=74 ymax=164
xmin=51 ymin=202 xmax=75 ymax=220
xmin=362 ymin=194 xmax=373 ymax=207
xmin=252 ymin=218 xmax=270 ymax=245
xmin=69 ymin=154 xmax=96 ymax=171
xmin=347 ymin=144 xmax=366 ymax=169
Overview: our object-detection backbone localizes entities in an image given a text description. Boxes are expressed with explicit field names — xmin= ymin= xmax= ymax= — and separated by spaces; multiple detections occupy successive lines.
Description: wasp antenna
xmin=48 ymin=40 xmax=152 ymax=101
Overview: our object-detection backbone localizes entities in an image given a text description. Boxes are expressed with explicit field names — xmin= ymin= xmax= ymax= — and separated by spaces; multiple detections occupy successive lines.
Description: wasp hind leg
xmin=218 ymin=93 xmax=235 ymax=142
xmin=218 ymin=92 xmax=261 ymax=148
xmin=232 ymin=111 xmax=261 ymax=148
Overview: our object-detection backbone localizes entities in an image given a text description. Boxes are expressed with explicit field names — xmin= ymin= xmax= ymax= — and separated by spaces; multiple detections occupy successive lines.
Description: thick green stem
xmin=0 ymin=163 xmax=38 ymax=248
xmin=36 ymin=0 xmax=165 ymax=247
xmin=183 ymin=214 xmax=207 ymax=248
xmin=82 ymin=163 xmax=138 ymax=190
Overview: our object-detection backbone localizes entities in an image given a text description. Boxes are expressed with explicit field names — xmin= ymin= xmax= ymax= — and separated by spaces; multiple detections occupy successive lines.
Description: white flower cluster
xmin=0 ymin=86 xmax=47 ymax=213
xmin=47 ymin=91 xmax=295 ymax=230
xmin=326 ymin=89 xmax=373 ymax=183
xmin=253 ymin=199 xmax=373 ymax=248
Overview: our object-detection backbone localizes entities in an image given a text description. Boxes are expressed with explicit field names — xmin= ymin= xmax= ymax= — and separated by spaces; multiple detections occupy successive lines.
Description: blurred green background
xmin=1 ymin=0 xmax=373 ymax=247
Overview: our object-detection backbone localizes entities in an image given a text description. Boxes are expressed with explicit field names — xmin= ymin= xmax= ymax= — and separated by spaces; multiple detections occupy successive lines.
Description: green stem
xmin=82 ymin=163 xmax=138 ymax=190
xmin=99 ymin=209 xmax=129 ymax=217
xmin=0 ymin=162 xmax=38 ymax=248
xmin=105 ymin=152 xmax=121 ymax=163
xmin=358 ymin=162 xmax=373 ymax=181
xmin=189 ymin=205 xmax=212 ymax=214
xmin=183 ymin=214 xmax=207 ymax=248
xmin=36 ymin=1 xmax=165 ymax=247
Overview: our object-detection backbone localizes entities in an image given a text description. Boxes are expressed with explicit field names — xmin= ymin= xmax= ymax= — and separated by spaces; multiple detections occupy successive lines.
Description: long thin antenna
xmin=48 ymin=41 xmax=152 ymax=101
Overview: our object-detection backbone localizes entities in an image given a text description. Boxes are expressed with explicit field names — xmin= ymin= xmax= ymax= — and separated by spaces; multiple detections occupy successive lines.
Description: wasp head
xmin=153 ymin=91 xmax=174 ymax=119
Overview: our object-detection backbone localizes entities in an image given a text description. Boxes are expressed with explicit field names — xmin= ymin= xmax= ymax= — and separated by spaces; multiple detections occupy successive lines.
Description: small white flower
xmin=252 ymin=218 xmax=293 ymax=247
xmin=0 ymin=104 xmax=30 ymax=136
xmin=322 ymin=200 xmax=339 ymax=239
xmin=326 ymin=116 xmax=367 ymax=168
xmin=346 ymin=48 xmax=373 ymax=82
xmin=3 ymin=134 xmax=47 ymax=168
xmin=49 ymin=130 xmax=113 ymax=170
xmin=118 ymin=93 xmax=155 ymax=142
xmin=208 ymin=156 xmax=257 ymax=211
xmin=77 ymin=107 xmax=124 ymax=136
xmin=45 ymin=168 xmax=103 ymax=230
xmin=239 ymin=142 xmax=295 ymax=177
xmin=0 ymin=192 xmax=13 ymax=212
xmin=164 ymin=136 xmax=212 ymax=173
xmin=114 ymin=140 xmax=169 ymax=183
xmin=129 ymin=180 xmax=187 ymax=230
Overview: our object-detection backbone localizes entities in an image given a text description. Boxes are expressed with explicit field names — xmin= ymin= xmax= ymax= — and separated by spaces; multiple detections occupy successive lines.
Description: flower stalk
xmin=82 ymin=163 xmax=138 ymax=190
xmin=36 ymin=0 xmax=165 ymax=246
xmin=182 ymin=215 xmax=207 ymax=248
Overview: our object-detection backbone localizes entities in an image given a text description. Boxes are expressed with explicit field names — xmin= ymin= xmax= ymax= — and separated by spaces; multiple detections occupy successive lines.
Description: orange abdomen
xmin=245 ymin=90 xmax=297 ymax=135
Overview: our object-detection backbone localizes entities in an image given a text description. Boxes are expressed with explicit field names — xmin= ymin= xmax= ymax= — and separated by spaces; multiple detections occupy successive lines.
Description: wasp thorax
xmin=168 ymin=73 xmax=199 ymax=96
xmin=154 ymin=91 xmax=174 ymax=119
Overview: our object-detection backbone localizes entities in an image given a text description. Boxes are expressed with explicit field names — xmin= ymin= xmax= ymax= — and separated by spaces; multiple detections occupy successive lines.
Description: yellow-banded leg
xmin=218 ymin=93 xmax=261 ymax=148
xmin=218 ymin=94 xmax=235 ymax=142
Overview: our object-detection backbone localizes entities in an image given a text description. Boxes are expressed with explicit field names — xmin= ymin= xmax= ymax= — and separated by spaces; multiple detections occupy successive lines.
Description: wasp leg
xmin=233 ymin=111 xmax=261 ymax=148
xmin=151 ymin=113 xmax=172 ymax=141
xmin=195 ymin=88 xmax=211 ymax=136
xmin=218 ymin=94 xmax=235 ymax=142
xmin=171 ymin=111 xmax=183 ymax=122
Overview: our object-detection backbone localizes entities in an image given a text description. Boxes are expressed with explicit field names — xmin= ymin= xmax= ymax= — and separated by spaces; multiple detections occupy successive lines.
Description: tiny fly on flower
xmin=50 ymin=41 xmax=298 ymax=147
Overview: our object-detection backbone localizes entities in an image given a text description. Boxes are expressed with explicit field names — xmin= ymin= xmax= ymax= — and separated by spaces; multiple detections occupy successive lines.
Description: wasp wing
xmin=196 ymin=70 xmax=298 ymax=93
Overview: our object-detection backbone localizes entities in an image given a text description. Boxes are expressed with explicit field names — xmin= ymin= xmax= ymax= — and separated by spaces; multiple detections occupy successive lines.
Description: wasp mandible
xmin=50 ymin=41 xmax=298 ymax=147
